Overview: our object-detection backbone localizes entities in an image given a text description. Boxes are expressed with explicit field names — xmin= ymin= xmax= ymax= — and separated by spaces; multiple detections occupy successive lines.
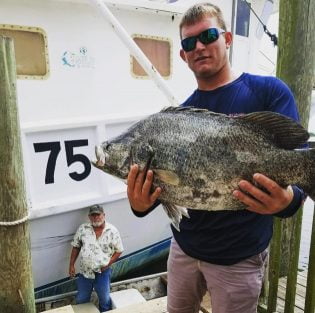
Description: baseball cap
xmin=89 ymin=205 xmax=104 ymax=215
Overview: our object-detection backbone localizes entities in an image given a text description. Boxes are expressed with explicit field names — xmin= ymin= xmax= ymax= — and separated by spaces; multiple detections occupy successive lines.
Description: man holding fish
xmin=127 ymin=3 xmax=306 ymax=313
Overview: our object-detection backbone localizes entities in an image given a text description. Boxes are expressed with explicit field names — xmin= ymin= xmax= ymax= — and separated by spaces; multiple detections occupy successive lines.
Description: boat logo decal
xmin=62 ymin=47 xmax=95 ymax=69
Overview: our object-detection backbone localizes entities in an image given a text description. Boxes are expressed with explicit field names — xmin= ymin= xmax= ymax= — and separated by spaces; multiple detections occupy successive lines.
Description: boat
xmin=36 ymin=271 xmax=212 ymax=312
xmin=36 ymin=272 xmax=167 ymax=312
xmin=0 ymin=0 xmax=278 ymax=300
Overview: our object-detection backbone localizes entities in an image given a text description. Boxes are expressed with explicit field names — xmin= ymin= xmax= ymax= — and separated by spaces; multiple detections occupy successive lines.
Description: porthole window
xmin=131 ymin=35 xmax=171 ymax=79
xmin=0 ymin=25 xmax=49 ymax=79
xmin=236 ymin=0 xmax=251 ymax=37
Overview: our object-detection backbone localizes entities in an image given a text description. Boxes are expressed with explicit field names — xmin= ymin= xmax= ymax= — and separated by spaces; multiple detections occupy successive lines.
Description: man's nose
xmin=195 ymin=38 xmax=206 ymax=50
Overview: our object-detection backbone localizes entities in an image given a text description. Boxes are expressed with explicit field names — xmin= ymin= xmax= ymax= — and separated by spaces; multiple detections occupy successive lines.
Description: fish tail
xmin=304 ymin=148 xmax=315 ymax=201
xmin=160 ymin=201 xmax=189 ymax=231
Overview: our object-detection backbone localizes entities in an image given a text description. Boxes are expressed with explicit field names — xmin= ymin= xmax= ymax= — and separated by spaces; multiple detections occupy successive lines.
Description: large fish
xmin=93 ymin=107 xmax=315 ymax=229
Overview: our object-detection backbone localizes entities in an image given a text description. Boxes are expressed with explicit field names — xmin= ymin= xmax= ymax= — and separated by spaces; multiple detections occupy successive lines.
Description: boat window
xmin=131 ymin=35 xmax=171 ymax=79
xmin=0 ymin=25 xmax=49 ymax=79
xmin=236 ymin=0 xmax=251 ymax=37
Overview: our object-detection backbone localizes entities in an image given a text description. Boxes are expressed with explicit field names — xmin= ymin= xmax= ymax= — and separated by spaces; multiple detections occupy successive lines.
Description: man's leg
xmin=75 ymin=274 xmax=94 ymax=304
xmin=201 ymin=250 xmax=268 ymax=313
xmin=167 ymin=239 xmax=207 ymax=313
xmin=94 ymin=268 xmax=112 ymax=312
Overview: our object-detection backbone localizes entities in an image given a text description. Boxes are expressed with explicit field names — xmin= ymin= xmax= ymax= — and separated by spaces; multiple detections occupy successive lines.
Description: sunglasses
xmin=181 ymin=28 xmax=225 ymax=52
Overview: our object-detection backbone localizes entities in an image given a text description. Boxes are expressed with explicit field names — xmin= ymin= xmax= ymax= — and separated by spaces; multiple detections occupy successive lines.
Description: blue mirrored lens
xmin=199 ymin=28 xmax=219 ymax=44
xmin=181 ymin=37 xmax=197 ymax=52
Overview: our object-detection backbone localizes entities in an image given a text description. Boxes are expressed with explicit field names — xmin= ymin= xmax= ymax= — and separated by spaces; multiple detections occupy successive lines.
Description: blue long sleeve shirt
xmin=133 ymin=73 xmax=305 ymax=265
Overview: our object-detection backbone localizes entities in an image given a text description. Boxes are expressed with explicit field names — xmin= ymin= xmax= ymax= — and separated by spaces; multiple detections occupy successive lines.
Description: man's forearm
xmin=274 ymin=185 xmax=305 ymax=218
xmin=69 ymin=247 xmax=80 ymax=266
xmin=108 ymin=251 xmax=122 ymax=266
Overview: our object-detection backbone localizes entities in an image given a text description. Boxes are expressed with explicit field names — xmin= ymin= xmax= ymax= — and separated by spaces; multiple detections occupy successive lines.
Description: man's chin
xmin=91 ymin=221 xmax=105 ymax=227
xmin=195 ymin=69 xmax=216 ymax=79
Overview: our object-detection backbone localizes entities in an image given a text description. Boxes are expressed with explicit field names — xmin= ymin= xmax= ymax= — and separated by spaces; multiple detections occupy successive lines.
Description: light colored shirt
xmin=71 ymin=222 xmax=124 ymax=279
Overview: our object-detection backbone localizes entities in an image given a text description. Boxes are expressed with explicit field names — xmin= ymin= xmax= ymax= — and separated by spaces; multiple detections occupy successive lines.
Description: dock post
xmin=264 ymin=0 xmax=315 ymax=312
xmin=0 ymin=36 xmax=36 ymax=313
xmin=276 ymin=0 xmax=314 ymax=278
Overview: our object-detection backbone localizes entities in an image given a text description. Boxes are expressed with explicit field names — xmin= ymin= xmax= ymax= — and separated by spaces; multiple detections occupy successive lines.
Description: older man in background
xmin=69 ymin=205 xmax=123 ymax=312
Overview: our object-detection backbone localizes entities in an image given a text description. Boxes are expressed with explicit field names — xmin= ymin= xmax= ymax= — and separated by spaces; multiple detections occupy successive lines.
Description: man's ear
xmin=224 ymin=31 xmax=233 ymax=49
xmin=180 ymin=49 xmax=187 ymax=63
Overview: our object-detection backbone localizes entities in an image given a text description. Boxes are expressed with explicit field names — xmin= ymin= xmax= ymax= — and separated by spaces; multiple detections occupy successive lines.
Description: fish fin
xmin=235 ymin=111 xmax=309 ymax=149
xmin=160 ymin=201 xmax=189 ymax=231
xmin=154 ymin=169 xmax=180 ymax=186
xmin=160 ymin=107 xmax=309 ymax=149
xmin=161 ymin=106 xmax=224 ymax=116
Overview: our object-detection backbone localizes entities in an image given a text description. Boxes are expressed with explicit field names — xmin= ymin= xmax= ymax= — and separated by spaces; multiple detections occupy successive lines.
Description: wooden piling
xmin=0 ymin=36 xmax=36 ymax=313
xmin=266 ymin=0 xmax=315 ymax=312
xmin=276 ymin=0 xmax=314 ymax=279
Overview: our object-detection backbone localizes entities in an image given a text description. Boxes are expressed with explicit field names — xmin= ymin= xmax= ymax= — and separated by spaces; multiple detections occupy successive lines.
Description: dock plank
xmin=272 ymin=270 xmax=308 ymax=313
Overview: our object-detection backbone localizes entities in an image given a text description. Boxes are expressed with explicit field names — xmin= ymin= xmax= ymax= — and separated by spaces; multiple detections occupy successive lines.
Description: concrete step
xmin=72 ymin=303 xmax=100 ymax=313
xmin=110 ymin=288 xmax=146 ymax=309
xmin=109 ymin=296 xmax=207 ymax=313
xmin=110 ymin=296 xmax=167 ymax=313
xmin=42 ymin=305 xmax=74 ymax=313
xmin=43 ymin=303 xmax=100 ymax=313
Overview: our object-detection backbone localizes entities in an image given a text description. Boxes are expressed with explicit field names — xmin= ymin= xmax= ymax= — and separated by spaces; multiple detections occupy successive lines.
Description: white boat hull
xmin=31 ymin=199 xmax=171 ymax=293
xmin=0 ymin=0 xmax=272 ymax=294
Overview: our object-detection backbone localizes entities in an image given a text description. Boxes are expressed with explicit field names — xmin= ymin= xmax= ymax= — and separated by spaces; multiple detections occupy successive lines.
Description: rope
xmin=243 ymin=0 xmax=278 ymax=46
xmin=0 ymin=213 xmax=30 ymax=226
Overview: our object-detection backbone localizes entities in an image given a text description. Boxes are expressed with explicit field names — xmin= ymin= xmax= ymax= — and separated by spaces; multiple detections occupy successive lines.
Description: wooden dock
xmin=42 ymin=270 xmax=310 ymax=313
xmin=109 ymin=270 xmax=309 ymax=313
xmin=274 ymin=270 xmax=309 ymax=313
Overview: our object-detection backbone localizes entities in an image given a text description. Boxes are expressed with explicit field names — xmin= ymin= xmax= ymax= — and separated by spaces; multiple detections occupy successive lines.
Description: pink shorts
xmin=167 ymin=238 xmax=268 ymax=313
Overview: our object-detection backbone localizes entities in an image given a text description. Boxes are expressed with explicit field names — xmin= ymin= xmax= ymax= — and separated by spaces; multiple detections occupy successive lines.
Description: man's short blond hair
xmin=179 ymin=3 xmax=227 ymax=38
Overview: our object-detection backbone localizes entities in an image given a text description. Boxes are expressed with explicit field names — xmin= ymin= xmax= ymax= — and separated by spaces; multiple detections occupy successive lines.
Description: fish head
xmin=93 ymin=139 xmax=131 ymax=179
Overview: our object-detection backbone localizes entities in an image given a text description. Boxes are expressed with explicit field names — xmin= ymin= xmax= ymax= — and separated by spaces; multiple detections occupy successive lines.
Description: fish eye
xmin=105 ymin=143 xmax=112 ymax=150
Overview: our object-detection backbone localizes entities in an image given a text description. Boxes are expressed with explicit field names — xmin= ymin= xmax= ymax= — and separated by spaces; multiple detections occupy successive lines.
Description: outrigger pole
xmin=89 ymin=0 xmax=179 ymax=106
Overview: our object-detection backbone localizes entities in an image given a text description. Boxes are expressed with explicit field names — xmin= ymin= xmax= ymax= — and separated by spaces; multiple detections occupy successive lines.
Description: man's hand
xmin=127 ymin=164 xmax=162 ymax=212
xmin=69 ymin=264 xmax=76 ymax=278
xmin=233 ymin=173 xmax=294 ymax=214
xmin=101 ymin=251 xmax=122 ymax=272
xmin=101 ymin=265 xmax=108 ymax=272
